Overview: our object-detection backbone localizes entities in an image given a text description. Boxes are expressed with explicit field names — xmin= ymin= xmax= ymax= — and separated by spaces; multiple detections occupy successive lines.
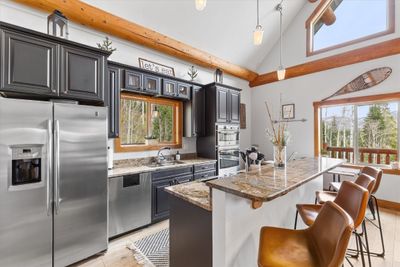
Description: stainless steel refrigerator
xmin=0 ymin=97 xmax=108 ymax=267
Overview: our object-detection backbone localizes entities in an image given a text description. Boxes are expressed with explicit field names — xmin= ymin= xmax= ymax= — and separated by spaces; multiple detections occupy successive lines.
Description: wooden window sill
xmin=341 ymin=163 xmax=400 ymax=176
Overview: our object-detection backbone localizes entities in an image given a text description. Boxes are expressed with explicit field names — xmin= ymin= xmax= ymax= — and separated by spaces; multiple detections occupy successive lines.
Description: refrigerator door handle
xmin=54 ymin=120 xmax=60 ymax=214
xmin=46 ymin=120 xmax=52 ymax=216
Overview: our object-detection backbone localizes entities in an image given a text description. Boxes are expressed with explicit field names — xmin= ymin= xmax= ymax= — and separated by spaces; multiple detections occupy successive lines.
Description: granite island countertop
xmin=165 ymin=181 xmax=212 ymax=211
xmin=206 ymin=157 xmax=344 ymax=203
xmin=108 ymin=158 xmax=217 ymax=178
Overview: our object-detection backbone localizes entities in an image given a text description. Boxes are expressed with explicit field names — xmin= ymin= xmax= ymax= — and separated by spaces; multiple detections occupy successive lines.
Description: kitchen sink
xmin=146 ymin=160 xmax=186 ymax=167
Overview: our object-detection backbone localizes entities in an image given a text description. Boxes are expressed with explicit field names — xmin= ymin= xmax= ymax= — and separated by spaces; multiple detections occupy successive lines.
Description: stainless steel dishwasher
xmin=108 ymin=172 xmax=151 ymax=238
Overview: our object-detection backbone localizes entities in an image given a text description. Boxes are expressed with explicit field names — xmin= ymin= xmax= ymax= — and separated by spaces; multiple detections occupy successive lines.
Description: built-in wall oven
xmin=216 ymin=124 xmax=240 ymax=147
xmin=217 ymin=146 xmax=241 ymax=176
xmin=216 ymin=124 xmax=241 ymax=176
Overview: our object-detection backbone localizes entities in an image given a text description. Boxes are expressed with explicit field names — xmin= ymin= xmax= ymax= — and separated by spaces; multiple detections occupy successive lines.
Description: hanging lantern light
xmin=253 ymin=0 xmax=264 ymax=45
xmin=276 ymin=2 xmax=286 ymax=80
xmin=47 ymin=10 xmax=69 ymax=39
xmin=195 ymin=0 xmax=207 ymax=11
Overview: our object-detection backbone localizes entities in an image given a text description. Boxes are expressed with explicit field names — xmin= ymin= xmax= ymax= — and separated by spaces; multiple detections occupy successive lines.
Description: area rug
xmin=127 ymin=228 xmax=170 ymax=267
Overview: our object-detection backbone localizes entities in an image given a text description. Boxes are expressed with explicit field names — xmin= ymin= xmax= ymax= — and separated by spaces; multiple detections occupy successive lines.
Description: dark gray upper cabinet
xmin=0 ymin=22 xmax=110 ymax=104
xmin=184 ymin=86 xmax=204 ymax=137
xmin=230 ymin=90 xmax=240 ymax=124
xmin=2 ymin=31 xmax=58 ymax=96
xmin=162 ymin=79 xmax=177 ymax=97
xmin=124 ymin=69 xmax=142 ymax=92
xmin=216 ymin=87 xmax=229 ymax=123
xmin=143 ymin=74 xmax=161 ymax=95
xmin=106 ymin=66 xmax=120 ymax=138
xmin=60 ymin=46 xmax=104 ymax=102
xmin=177 ymin=82 xmax=191 ymax=100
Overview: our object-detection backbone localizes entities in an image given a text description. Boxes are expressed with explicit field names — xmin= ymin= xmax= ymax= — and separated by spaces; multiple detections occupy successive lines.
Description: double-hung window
xmin=316 ymin=95 xmax=399 ymax=166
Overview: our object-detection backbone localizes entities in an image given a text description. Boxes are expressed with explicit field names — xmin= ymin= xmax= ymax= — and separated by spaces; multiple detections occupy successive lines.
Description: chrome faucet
xmin=157 ymin=146 xmax=171 ymax=163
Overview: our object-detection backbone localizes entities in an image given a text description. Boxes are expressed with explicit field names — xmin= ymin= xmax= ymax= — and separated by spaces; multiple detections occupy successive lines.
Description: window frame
xmin=306 ymin=0 xmax=395 ymax=57
xmin=313 ymin=92 xmax=400 ymax=169
xmin=115 ymin=92 xmax=183 ymax=152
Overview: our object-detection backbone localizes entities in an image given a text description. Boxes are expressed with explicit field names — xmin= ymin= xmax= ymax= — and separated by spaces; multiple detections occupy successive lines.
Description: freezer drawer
xmin=109 ymin=173 xmax=152 ymax=238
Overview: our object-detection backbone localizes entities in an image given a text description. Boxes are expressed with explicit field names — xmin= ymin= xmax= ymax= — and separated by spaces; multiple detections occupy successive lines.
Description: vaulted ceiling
xmin=81 ymin=0 xmax=307 ymax=71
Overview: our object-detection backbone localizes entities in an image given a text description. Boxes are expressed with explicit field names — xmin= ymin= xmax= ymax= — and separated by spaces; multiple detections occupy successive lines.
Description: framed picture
xmin=138 ymin=58 xmax=175 ymax=76
xmin=282 ymin=104 xmax=295 ymax=120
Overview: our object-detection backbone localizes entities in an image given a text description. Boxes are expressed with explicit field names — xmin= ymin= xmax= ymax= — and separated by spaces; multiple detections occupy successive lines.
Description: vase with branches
xmin=265 ymin=101 xmax=290 ymax=167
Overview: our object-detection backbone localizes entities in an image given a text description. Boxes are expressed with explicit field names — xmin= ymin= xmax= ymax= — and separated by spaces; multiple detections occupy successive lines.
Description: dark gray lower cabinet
xmin=60 ymin=46 xmax=105 ymax=102
xmin=151 ymin=167 xmax=193 ymax=222
xmin=2 ymin=30 xmax=58 ymax=96
xmin=106 ymin=66 xmax=120 ymax=138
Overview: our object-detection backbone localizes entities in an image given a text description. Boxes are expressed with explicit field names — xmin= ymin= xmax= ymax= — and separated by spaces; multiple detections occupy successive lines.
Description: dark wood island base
xmin=169 ymin=194 xmax=212 ymax=267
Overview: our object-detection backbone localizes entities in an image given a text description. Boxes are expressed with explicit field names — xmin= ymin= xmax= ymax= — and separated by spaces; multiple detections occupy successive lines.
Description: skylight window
xmin=307 ymin=0 xmax=394 ymax=56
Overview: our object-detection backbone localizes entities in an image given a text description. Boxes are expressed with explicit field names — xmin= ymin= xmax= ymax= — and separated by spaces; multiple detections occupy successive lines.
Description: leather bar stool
xmin=295 ymin=180 xmax=372 ymax=267
xmin=318 ymin=167 xmax=385 ymax=257
xmin=258 ymin=201 xmax=354 ymax=267
xmin=362 ymin=167 xmax=385 ymax=257
xmin=316 ymin=173 xmax=375 ymax=204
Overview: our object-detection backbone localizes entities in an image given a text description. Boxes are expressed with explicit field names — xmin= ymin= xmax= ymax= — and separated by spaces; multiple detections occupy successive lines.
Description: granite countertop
xmin=206 ymin=157 xmax=345 ymax=203
xmin=165 ymin=181 xmax=212 ymax=211
xmin=108 ymin=158 xmax=217 ymax=178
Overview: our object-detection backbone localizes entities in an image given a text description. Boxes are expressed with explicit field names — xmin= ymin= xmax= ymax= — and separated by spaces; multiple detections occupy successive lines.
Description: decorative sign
xmin=138 ymin=58 xmax=175 ymax=76
xmin=322 ymin=67 xmax=392 ymax=101
xmin=282 ymin=104 xmax=295 ymax=120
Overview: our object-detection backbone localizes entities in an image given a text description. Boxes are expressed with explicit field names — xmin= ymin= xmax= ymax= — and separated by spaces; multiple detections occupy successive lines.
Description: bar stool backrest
xmin=361 ymin=166 xmax=382 ymax=195
xmin=333 ymin=181 xmax=370 ymax=228
xmin=309 ymin=201 xmax=354 ymax=267
xmin=354 ymin=173 xmax=376 ymax=193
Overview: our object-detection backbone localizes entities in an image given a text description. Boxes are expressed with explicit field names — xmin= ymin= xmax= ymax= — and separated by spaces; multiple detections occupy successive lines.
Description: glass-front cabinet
xmin=143 ymin=74 xmax=161 ymax=95
xmin=177 ymin=83 xmax=190 ymax=100
xmin=162 ymin=79 xmax=177 ymax=97
xmin=124 ymin=70 xmax=142 ymax=92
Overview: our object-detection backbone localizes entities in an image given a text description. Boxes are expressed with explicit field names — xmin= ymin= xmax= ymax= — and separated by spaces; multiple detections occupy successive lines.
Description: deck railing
xmin=324 ymin=146 xmax=398 ymax=165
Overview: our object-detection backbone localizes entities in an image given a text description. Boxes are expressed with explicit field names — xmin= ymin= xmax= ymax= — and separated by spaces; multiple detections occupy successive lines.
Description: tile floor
xmin=73 ymin=209 xmax=400 ymax=267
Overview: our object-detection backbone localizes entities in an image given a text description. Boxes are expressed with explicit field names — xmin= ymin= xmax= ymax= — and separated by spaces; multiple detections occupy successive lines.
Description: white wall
xmin=0 ymin=0 xmax=252 ymax=160
xmin=251 ymin=2 xmax=400 ymax=203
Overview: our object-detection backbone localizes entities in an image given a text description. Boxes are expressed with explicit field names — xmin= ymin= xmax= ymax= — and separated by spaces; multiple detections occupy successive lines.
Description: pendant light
xmin=195 ymin=0 xmax=207 ymax=11
xmin=276 ymin=1 xmax=286 ymax=80
xmin=253 ymin=0 xmax=264 ymax=46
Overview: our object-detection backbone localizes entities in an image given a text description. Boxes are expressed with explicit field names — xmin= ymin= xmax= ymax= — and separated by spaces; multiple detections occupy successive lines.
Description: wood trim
xmin=313 ymin=92 xmax=400 ymax=108
xmin=313 ymin=92 xmax=400 ymax=167
xmin=377 ymin=199 xmax=400 ymax=212
xmin=249 ymin=38 xmax=400 ymax=87
xmin=251 ymin=200 xmax=263 ymax=209
xmin=115 ymin=93 xmax=183 ymax=153
xmin=313 ymin=106 xmax=320 ymax=157
xmin=13 ymin=0 xmax=258 ymax=81
xmin=306 ymin=0 xmax=395 ymax=57
xmin=340 ymin=164 xmax=400 ymax=176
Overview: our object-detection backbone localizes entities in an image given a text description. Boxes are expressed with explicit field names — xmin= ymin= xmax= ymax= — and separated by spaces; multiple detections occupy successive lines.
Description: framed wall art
xmin=282 ymin=104 xmax=295 ymax=120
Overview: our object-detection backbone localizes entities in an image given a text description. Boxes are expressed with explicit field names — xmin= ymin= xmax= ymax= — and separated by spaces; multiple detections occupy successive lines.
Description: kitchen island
xmin=165 ymin=157 xmax=344 ymax=267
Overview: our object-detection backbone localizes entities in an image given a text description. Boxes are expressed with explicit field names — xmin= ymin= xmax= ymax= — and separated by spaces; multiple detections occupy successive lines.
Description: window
xmin=316 ymin=95 xmax=399 ymax=166
xmin=306 ymin=0 xmax=394 ymax=56
xmin=115 ymin=93 xmax=182 ymax=152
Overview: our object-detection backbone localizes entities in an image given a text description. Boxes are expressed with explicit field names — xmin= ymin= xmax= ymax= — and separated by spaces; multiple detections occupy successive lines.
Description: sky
xmin=314 ymin=0 xmax=388 ymax=50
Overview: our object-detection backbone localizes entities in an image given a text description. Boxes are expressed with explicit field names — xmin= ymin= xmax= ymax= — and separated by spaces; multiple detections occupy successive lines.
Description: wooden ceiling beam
xmin=13 ymin=0 xmax=258 ymax=81
xmin=249 ymin=38 xmax=400 ymax=88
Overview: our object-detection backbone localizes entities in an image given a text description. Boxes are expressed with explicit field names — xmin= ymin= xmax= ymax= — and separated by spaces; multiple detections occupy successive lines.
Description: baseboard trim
xmin=377 ymin=199 xmax=400 ymax=212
